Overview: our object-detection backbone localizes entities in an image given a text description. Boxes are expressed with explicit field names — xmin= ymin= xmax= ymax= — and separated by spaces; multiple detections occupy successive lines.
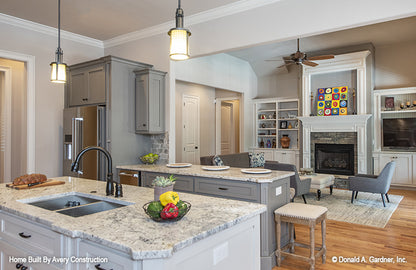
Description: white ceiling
xmin=0 ymin=0 xmax=241 ymax=40
xmin=1 ymin=1 xmax=415 ymax=77
xmin=227 ymin=16 xmax=416 ymax=76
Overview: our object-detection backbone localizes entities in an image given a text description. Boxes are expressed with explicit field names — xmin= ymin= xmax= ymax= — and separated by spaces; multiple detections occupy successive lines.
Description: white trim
xmin=104 ymin=0 xmax=284 ymax=48
xmin=0 ymin=13 xmax=104 ymax=48
xmin=215 ymin=97 xmax=242 ymax=155
xmin=298 ymin=115 xmax=372 ymax=174
xmin=0 ymin=66 xmax=12 ymax=181
xmin=0 ymin=50 xmax=36 ymax=173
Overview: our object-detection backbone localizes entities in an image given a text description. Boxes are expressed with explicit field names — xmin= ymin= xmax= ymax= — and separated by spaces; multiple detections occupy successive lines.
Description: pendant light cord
xmin=178 ymin=0 xmax=181 ymax=9
xmin=58 ymin=0 xmax=61 ymax=50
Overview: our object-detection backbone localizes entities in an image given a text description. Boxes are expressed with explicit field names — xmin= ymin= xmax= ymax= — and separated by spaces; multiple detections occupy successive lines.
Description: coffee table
xmin=299 ymin=173 xmax=335 ymax=200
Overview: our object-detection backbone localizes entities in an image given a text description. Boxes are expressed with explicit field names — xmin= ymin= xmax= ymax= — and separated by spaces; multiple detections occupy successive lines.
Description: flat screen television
xmin=382 ymin=118 xmax=416 ymax=150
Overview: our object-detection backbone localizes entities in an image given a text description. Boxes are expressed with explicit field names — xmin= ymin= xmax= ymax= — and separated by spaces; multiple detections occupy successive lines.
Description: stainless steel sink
xmin=19 ymin=192 xmax=133 ymax=217
xmin=57 ymin=201 xmax=129 ymax=217
xmin=27 ymin=194 xmax=100 ymax=211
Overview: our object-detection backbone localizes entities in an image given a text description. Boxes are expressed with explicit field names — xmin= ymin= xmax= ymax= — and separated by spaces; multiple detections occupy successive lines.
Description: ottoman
xmin=300 ymin=174 xmax=335 ymax=200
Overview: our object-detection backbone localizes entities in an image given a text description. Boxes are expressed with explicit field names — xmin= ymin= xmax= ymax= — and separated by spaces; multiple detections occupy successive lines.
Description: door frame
xmin=182 ymin=94 xmax=200 ymax=163
xmin=215 ymin=96 xmax=242 ymax=155
xmin=0 ymin=50 xmax=36 ymax=173
xmin=0 ymin=67 xmax=12 ymax=181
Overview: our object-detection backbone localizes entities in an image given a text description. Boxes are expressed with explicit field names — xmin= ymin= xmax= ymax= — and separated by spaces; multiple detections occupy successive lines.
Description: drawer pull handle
xmin=18 ymin=232 xmax=31 ymax=238
xmin=95 ymin=264 xmax=113 ymax=270
xmin=119 ymin=172 xmax=138 ymax=178
xmin=218 ymin=187 xmax=228 ymax=191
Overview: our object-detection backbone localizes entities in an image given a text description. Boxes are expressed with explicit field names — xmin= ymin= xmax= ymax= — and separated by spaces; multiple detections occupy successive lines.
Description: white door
xmin=221 ymin=102 xmax=234 ymax=155
xmin=182 ymin=95 xmax=200 ymax=164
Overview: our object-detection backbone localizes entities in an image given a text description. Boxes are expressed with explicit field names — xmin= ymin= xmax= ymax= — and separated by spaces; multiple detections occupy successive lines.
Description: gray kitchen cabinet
xmin=135 ymin=69 xmax=167 ymax=134
xmin=67 ymin=62 xmax=106 ymax=107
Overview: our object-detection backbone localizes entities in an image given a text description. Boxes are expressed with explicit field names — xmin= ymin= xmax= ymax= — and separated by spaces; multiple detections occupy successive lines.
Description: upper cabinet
xmin=67 ymin=62 xmax=106 ymax=107
xmin=134 ymin=69 xmax=167 ymax=134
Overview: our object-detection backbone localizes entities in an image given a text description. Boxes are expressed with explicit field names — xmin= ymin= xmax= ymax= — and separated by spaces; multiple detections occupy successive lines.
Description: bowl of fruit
xmin=140 ymin=153 xmax=159 ymax=164
xmin=143 ymin=191 xmax=191 ymax=222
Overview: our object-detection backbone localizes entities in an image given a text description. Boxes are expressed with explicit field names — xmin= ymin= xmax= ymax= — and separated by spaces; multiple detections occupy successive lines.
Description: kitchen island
xmin=117 ymin=164 xmax=294 ymax=270
xmin=0 ymin=177 xmax=266 ymax=270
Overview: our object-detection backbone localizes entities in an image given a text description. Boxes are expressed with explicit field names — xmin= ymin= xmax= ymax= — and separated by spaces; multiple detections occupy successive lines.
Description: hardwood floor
xmin=272 ymin=189 xmax=416 ymax=270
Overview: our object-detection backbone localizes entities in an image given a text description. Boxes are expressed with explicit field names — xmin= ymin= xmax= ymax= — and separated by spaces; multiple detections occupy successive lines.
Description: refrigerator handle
xmin=72 ymin=117 xmax=84 ymax=163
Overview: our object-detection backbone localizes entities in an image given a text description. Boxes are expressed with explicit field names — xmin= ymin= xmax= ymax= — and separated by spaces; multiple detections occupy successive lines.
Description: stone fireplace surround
xmin=298 ymin=115 xmax=371 ymax=174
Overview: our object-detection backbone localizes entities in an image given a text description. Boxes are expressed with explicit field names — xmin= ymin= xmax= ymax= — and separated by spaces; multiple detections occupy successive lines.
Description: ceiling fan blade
xmin=283 ymin=56 xmax=292 ymax=61
xmin=277 ymin=62 xmax=294 ymax=68
xmin=303 ymin=60 xmax=318 ymax=67
xmin=308 ymin=55 xmax=335 ymax=61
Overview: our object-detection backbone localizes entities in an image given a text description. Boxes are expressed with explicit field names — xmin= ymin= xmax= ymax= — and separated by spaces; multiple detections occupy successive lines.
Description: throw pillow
xmin=212 ymin=155 xmax=225 ymax=166
xmin=249 ymin=152 xmax=265 ymax=168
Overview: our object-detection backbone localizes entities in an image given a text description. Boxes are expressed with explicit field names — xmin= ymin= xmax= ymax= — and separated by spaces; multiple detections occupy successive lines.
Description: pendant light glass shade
xmin=168 ymin=28 xmax=191 ymax=60
xmin=168 ymin=0 xmax=191 ymax=61
xmin=50 ymin=63 xmax=67 ymax=83
xmin=50 ymin=0 xmax=67 ymax=83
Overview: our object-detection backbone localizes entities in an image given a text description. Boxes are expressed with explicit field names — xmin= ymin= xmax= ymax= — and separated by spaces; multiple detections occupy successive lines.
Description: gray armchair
xmin=348 ymin=161 xmax=396 ymax=207
xmin=264 ymin=161 xmax=311 ymax=204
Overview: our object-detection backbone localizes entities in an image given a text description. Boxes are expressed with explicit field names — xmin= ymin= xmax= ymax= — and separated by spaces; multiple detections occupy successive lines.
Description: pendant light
xmin=168 ymin=0 xmax=191 ymax=61
xmin=50 ymin=0 xmax=67 ymax=83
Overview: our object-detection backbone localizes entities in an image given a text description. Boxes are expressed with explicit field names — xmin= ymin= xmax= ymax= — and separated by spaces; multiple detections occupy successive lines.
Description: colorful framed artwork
xmin=317 ymin=86 xmax=348 ymax=116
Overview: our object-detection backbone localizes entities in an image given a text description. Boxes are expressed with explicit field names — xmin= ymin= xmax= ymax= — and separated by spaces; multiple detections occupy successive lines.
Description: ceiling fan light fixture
xmin=168 ymin=0 xmax=191 ymax=61
xmin=50 ymin=0 xmax=67 ymax=83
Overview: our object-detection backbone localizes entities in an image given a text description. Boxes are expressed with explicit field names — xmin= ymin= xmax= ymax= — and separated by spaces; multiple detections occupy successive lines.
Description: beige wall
xmin=375 ymin=40 xmax=416 ymax=89
xmin=175 ymin=81 xmax=216 ymax=162
xmin=0 ymin=21 xmax=103 ymax=179
xmin=0 ymin=58 xmax=27 ymax=180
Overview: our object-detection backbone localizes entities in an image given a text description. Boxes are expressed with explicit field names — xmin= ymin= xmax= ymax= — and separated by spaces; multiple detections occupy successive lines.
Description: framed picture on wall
xmin=280 ymin=121 xmax=287 ymax=129
xmin=385 ymin=97 xmax=394 ymax=110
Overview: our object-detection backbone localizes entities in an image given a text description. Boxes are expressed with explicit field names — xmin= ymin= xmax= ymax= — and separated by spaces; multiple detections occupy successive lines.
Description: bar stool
xmin=274 ymin=203 xmax=328 ymax=270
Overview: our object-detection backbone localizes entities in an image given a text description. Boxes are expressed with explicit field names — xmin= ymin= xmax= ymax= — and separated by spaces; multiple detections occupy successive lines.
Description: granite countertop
xmin=0 ymin=177 xmax=266 ymax=260
xmin=117 ymin=164 xmax=294 ymax=183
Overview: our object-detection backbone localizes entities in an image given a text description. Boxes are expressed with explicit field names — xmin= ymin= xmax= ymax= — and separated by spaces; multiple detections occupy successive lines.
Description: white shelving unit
xmin=373 ymin=87 xmax=416 ymax=187
xmin=253 ymin=98 xmax=300 ymax=167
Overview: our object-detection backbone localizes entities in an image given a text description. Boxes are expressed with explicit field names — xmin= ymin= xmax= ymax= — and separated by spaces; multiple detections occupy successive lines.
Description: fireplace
xmin=315 ymin=143 xmax=354 ymax=175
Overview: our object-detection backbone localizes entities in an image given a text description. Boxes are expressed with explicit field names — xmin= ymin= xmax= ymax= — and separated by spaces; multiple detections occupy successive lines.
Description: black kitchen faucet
xmin=71 ymin=146 xmax=123 ymax=197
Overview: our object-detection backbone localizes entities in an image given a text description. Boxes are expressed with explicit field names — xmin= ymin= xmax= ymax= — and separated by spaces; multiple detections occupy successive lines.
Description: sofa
xmin=200 ymin=152 xmax=251 ymax=168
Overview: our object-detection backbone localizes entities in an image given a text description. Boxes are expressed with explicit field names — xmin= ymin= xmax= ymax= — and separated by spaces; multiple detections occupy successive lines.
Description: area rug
xmin=294 ymin=189 xmax=403 ymax=228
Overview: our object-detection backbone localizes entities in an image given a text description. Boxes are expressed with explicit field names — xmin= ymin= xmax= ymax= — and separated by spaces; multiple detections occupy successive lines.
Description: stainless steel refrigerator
xmin=63 ymin=105 xmax=107 ymax=180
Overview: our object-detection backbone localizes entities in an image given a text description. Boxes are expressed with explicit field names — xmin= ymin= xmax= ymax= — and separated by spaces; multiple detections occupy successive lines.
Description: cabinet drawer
xmin=0 ymin=212 xmax=63 ymax=257
xmin=0 ymin=240 xmax=61 ymax=270
xmin=195 ymin=178 xmax=260 ymax=202
xmin=78 ymin=240 xmax=138 ymax=270
xmin=141 ymin=172 xmax=194 ymax=192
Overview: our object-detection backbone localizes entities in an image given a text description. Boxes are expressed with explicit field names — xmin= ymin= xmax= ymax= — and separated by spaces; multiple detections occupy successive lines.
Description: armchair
xmin=264 ymin=161 xmax=311 ymax=203
xmin=348 ymin=161 xmax=396 ymax=207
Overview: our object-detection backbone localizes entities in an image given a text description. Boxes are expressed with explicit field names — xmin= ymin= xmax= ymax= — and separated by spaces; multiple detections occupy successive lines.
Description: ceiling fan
xmin=267 ymin=38 xmax=335 ymax=68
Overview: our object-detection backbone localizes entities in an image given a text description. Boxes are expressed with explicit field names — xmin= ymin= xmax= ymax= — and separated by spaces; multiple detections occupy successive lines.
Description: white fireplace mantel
xmin=299 ymin=114 xmax=371 ymax=174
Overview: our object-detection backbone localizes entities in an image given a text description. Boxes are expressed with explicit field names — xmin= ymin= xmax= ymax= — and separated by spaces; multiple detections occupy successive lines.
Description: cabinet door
xmin=378 ymin=154 xmax=412 ymax=185
xmin=78 ymin=240 xmax=138 ymax=270
xmin=135 ymin=75 xmax=149 ymax=132
xmin=253 ymin=149 xmax=274 ymax=161
xmin=86 ymin=65 xmax=106 ymax=104
xmin=135 ymin=69 xmax=166 ymax=134
xmin=68 ymin=64 xmax=105 ymax=107
xmin=274 ymin=151 xmax=295 ymax=165
xmin=68 ymin=69 xmax=87 ymax=106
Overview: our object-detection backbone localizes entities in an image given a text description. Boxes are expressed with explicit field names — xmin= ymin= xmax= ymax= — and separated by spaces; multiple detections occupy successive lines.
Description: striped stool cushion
xmin=275 ymin=203 xmax=327 ymax=220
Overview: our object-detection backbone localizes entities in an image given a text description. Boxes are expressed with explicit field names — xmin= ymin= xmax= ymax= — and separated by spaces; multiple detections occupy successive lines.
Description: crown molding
xmin=0 ymin=13 xmax=104 ymax=48
xmin=104 ymin=0 xmax=284 ymax=48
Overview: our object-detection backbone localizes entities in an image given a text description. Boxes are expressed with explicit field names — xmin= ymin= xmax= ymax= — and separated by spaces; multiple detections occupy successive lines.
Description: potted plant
xmin=152 ymin=175 xmax=176 ymax=201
